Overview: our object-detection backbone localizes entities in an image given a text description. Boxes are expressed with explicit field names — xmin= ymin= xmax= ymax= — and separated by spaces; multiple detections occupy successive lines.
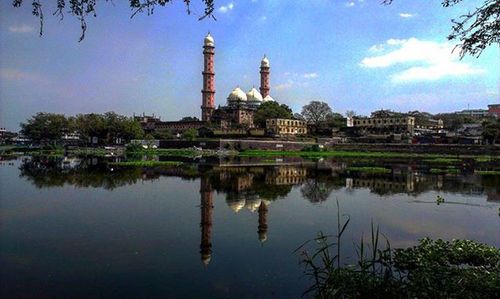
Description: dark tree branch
xmin=12 ymin=0 xmax=215 ymax=42
xmin=382 ymin=0 xmax=499 ymax=58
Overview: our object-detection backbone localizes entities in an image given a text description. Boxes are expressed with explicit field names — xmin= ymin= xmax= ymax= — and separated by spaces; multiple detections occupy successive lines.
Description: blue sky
xmin=0 ymin=0 xmax=498 ymax=130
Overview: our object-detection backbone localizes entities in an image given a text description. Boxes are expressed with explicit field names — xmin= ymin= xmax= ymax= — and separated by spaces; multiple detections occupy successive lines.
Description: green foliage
xmin=475 ymin=170 xmax=500 ymax=175
xmin=346 ymin=166 xmax=392 ymax=174
xmin=482 ymin=118 xmax=500 ymax=144
xmin=179 ymin=116 xmax=200 ymax=122
xmin=254 ymin=101 xmax=293 ymax=128
xmin=153 ymin=128 xmax=173 ymax=140
xmin=298 ymin=222 xmax=500 ymax=298
xmin=109 ymin=161 xmax=183 ymax=167
xmin=73 ymin=112 xmax=144 ymax=145
xmin=20 ymin=112 xmax=69 ymax=145
xmin=182 ymin=128 xmax=198 ymax=141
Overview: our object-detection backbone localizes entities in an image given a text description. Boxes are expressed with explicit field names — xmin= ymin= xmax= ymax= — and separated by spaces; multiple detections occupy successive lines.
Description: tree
xmin=183 ymin=128 xmax=197 ymax=140
xmin=12 ymin=0 xmax=216 ymax=42
xmin=326 ymin=113 xmax=346 ymax=129
xmin=72 ymin=112 xmax=143 ymax=145
xmin=254 ymin=101 xmax=293 ymax=128
xmin=153 ymin=128 xmax=173 ymax=139
xmin=180 ymin=116 xmax=200 ymax=122
xmin=346 ymin=110 xmax=356 ymax=118
xmin=384 ymin=0 xmax=499 ymax=58
xmin=20 ymin=112 xmax=69 ymax=145
xmin=482 ymin=118 xmax=500 ymax=144
xmin=301 ymin=101 xmax=333 ymax=128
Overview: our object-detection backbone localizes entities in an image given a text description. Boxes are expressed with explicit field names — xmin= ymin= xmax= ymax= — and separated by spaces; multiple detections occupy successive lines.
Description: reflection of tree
xmin=19 ymin=157 xmax=145 ymax=190
xmin=300 ymin=179 xmax=335 ymax=203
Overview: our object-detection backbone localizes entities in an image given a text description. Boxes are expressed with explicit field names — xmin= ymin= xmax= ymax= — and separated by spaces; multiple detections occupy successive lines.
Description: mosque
xmin=135 ymin=33 xmax=307 ymax=136
xmin=201 ymin=33 xmax=276 ymax=129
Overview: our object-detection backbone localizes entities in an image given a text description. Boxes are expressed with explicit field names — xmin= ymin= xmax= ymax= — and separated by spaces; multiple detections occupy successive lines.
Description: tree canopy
xmin=20 ymin=111 xmax=144 ymax=145
xmin=254 ymin=101 xmax=293 ymax=128
xmin=301 ymin=101 xmax=333 ymax=127
xmin=20 ymin=112 xmax=69 ymax=145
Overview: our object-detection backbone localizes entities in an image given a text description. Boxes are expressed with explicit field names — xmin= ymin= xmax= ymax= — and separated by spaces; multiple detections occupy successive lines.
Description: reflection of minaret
xmin=200 ymin=176 xmax=214 ymax=266
xmin=257 ymin=201 xmax=268 ymax=243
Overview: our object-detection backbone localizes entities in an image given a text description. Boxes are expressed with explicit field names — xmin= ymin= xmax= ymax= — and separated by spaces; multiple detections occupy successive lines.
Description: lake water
xmin=1 ymin=156 xmax=499 ymax=298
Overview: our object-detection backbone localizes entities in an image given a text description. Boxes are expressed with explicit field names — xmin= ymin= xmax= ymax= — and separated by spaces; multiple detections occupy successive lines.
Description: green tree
xmin=183 ymin=128 xmax=198 ymax=141
xmin=326 ymin=113 xmax=346 ymax=129
xmin=254 ymin=101 xmax=293 ymax=128
xmin=180 ymin=116 xmax=200 ymax=122
xmin=482 ymin=118 xmax=500 ymax=144
xmin=73 ymin=112 xmax=143 ymax=145
xmin=301 ymin=101 xmax=333 ymax=134
xmin=153 ymin=128 xmax=173 ymax=139
xmin=20 ymin=112 xmax=69 ymax=145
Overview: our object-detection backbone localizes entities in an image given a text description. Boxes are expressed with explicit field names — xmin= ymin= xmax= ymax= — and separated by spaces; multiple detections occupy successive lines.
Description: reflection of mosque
xmin=197 ymin=165 xmax=306 ymax=266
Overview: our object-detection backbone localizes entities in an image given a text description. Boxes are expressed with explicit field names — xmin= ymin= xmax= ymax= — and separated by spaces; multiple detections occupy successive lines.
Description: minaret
xmin=201 ymin=33 xmax=216 ymax=122
xmin=257 ymin=201 xmax=268 ymax=243
xmin=200 ymin=176 xmax=214 ymax=266
xmin=260 ymin=55 xmax=270 ymax=98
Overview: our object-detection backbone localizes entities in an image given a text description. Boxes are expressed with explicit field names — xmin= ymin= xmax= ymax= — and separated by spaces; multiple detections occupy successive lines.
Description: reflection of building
xmin=199 ymin=176 xmax=214 ymax=266
xmin=265 ymin=166 xmax=307 ymax=185
xmin=350 ymin=174 xmax=415 ymax=194
xmin=257 ymin=201 xmax=268 ymax=243
xmin=266 ymin=118 xmax=307 ymax=136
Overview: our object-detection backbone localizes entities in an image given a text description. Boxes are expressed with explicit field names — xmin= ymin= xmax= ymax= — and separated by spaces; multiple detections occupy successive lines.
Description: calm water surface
xmin=0 ymin=156 xmax=499 ymax=298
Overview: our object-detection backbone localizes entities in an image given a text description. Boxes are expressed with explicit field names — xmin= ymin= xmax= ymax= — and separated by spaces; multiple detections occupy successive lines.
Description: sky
xmin=0 ymin=0 xmax=498 ymax=130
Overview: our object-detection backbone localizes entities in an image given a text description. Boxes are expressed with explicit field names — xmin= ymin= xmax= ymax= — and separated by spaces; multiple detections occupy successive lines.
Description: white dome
xmin=228 ymin=87 xmax=247 ymax=102
xmin=246 ymin=88 xmax=263 ymax=103
xmin=228 ymin=198 xmax=245 ymax=213
xmin=263 ymin=95 xmax=275 ymax=102
xmin=204 ymin=33 xmax=214 ymax=47
xmin=245 ymin=198 xmax=262 ymax=213
xmin=261 ymin=55 xmax=270 ymax=68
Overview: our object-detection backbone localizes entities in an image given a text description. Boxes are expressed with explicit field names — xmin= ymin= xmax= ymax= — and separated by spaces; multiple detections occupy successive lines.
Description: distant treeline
xmin=20 ymin=112 xmax=144 ymax=146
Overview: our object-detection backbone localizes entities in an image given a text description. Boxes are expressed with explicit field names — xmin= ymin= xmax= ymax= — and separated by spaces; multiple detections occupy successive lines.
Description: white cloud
xmin=218 ymin=3 xmax=234 ymax=13
xmin=345 ymin=0 xmax=364 ymax=8
xmin=258 ymin=16 xmax=267 ymax=22
xmin=275 ymin=81 xmax=294 ymax=91
xmin=360 ymin=38 xmax=485 ymax=83
xmin=399 ymin=13 xmax=415 ymax=18
xmin=8 ymin=24 xmax=34 ymax=33
xmin=303 ymin=73 xmax=319 ymax=79
xmin=369 ymin=44 xmax=384 ymax=53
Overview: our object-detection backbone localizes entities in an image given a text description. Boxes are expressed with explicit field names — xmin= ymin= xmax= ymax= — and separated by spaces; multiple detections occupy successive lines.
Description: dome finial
xmin=261 ymin=55 xmax=270 ymax=67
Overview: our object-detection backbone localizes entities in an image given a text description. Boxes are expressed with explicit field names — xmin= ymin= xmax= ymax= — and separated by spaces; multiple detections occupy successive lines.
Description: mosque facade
xmin=201 ymin=33 xmax=275 ymax=129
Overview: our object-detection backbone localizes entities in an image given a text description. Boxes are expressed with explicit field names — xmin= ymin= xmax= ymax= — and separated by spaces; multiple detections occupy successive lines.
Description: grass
xmin=474 ymin=170 xmax=500 ymax=175
xmin=430 ymin=167 xmax=460 ymax=174
xmin=423 ymin=158 xmax=462 ymax=164
xmin=346 ymin=166 xmax=391 ymax=174
xmin=109 ymin=161 xmax=184 ymax=167
xmin=238 ymin=149 xmax=489 ymax=160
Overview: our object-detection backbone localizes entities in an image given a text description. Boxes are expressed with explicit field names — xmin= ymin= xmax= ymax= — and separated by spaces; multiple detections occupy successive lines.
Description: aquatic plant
xmin=296 ymin=202 xmax=500 ymax=298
